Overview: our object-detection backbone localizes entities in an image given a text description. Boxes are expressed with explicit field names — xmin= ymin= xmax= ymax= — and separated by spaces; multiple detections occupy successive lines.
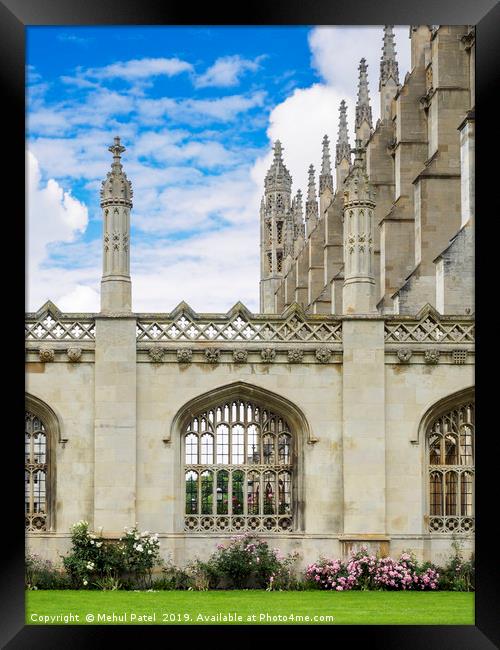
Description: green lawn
xmin=26 ymin=590 xmax=474 ymax=625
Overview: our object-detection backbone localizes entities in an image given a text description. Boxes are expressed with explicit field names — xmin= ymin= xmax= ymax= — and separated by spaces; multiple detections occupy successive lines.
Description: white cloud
xmin=57 ymin=284 xmax=100 ymax=312
xmin=85 ymin=57 xmax=194 ymax=81
xmin=27 ymin=151 xmax=90 ymax=309
xmin=308 ymin=25 xmax=411 ymax=126
xmin=195 ymin=55 xmax=263 ymax=88
xmin=137 ymin=91 xmax=267 ymax=125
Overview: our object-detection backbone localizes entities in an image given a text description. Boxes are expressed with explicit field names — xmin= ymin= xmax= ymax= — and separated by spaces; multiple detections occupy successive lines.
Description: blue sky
xmin=26 ymin=25 xmax=410 ymax=313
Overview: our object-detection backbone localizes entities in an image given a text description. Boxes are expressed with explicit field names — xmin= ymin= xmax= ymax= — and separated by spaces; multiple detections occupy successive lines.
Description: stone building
xmin=25 ymin=25 xmax=475 ymax=568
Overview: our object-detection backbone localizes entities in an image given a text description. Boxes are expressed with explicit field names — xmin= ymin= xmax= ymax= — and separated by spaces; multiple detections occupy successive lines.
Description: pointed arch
xmin=167 ymin=381 xmax=316 ymax=444
xmin=170 ymin=381 xmax=309 ymax=533
xmin=25 ymin=392 xmax=61 ymax=532
xmin=415 ymin=386 xmax=474 ymax=445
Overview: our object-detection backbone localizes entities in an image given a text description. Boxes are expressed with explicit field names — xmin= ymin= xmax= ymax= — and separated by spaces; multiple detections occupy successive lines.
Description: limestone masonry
xmin=26 ymin=26 xmax=475 ymax=567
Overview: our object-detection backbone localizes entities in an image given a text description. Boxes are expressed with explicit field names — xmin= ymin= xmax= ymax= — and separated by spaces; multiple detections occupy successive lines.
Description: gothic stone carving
xmin=287 ymin=349 xmax=304 ymax=363
xmin=39 ymin=347 xmax=55 ymax=363
xmin=452 ymin=350 xmax=468 ymax=365
xmin=177 ymin=349 xmax=193 ymax=363
xmin=424 ymin=349 xmax=440 ymax=364
xmin=205 ymin=348 xmax=220 ymax=364
xmin=148 ymin=347 xmax=165 ymax=363
xmin=397 ymin=348 xmax=412 ymax=363
xmin=260 ymin=347 xmax=276 ymax=363
xmin=232 ymin=350 xmax=248 ymax=363
xmin=66 ymin=347 xmax=82 ymax=362
xmin=315 ymin=348 xmax=332 ymax=364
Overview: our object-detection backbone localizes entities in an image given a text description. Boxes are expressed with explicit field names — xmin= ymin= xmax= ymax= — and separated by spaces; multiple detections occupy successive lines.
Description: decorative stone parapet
xmin=176 ymin=349 xmax=193 ymax=363
xmin=287 ymin=349 xmax=304 ymax=363
xmin=39 ymin=347 xmax=55 ymax=363
xmin=424 ymin=349 xmax=440 ymax=364
xmin=66 ymin=347 xmax=82 ymax=362
xmin=205 ymin=349 xmax=220 ymax=364
xmin=232 ymin=350 xmax=248 ymax=363
xmin=148 ymin=347 xmax=165 ymax=363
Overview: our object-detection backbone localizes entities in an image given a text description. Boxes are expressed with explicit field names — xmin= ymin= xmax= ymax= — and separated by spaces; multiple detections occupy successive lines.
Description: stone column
xmin=341 ymin=317 xmax=387 ymax=554
xmin=94 ymin=137 xmax=137 ymax=534
xmin=94 ymin=316 xmax=137 ymax=534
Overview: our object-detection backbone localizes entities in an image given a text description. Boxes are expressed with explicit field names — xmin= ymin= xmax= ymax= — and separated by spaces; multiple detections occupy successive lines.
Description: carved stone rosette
xmin=287 ymin=349 xmax=303 ymax=363
xmin=66 ymin=347 xmax=82 ymax=363
xmin=397 ymin=348 xmax=412 ymax=363
xmin=424 ymin=349 xmax=440 ymax=364
xmin=177 ymin=349 xmax=193 ymax=364
xmin=232 ymin=350 xmax=248 ymax=363
xmin=39 ymin=347 xmax=55 ymax=363
xmin=148 ymin=347 xmax=165 ymax=363
xmin=315 ymin=348 xmax=332 ymax=364
xmin=205 ymin=348 xmax=220 ymax=364
xmin=260 ymin=347 xmax=276 ymax=363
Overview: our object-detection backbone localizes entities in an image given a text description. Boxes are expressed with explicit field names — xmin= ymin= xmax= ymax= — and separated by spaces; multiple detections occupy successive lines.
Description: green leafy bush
xmin=438 ymin=541 xmax=475 ymax=591
xmin=206 ymin=533 xmax=300 ymax=589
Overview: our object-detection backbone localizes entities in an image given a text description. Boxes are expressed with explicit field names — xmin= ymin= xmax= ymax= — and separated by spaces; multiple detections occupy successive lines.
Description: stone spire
xmin=379 ymin=26 xmax=400 ymax=121
xmin=342 ymin=138 xmax=376 ymax=314
xmin=293 ymin=189 xmax=305 ymax=240
xmin=264 ymin=139 xmax=292 ymax=193
xmin=100 ymin=136 xmax=133 ymax=313
xmin=305 ymin=164 xmax=318 ymax=234
xmin=319 ymin=135 xmax=333 ymax=194
xmin=260 ymin=140 xmax=293 ymax=313
xmin=355 ymin=58 xmax=373 ymax=145
xmin=336 ymin=100 xmax=351 ymax=189
xmin=380 ymin=25 xmax=399 ymax=87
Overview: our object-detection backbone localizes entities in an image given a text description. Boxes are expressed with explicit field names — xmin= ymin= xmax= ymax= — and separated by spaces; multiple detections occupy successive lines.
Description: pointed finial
xmin=273 ymin=139 xmax=283 ymax=161
xmin=307 ymin=164 xmax=317 ymax=202
xmin=380 ymin=25 xmax=399 ymax=88
xmin=109 ymin=136 xmax=126 ymax=171
xmin=265 ymin=139 xmax=292 ymax=192
xmin=101 ymin=136 xmax=133 ymax=206
xmin=336 ymin=100 xmax=351 ymax=166
xmin=356 ymin=58 xmax=373 ymax=131
xmin=320 ymin=135 xmax=333 ymax=194
xmin=293 ymin=190 xmax=305 ymax=239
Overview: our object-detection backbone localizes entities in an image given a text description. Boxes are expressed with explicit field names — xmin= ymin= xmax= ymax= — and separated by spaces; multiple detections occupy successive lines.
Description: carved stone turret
xmin=342 ymin=140 xmax=377 ymax=314
xmin=100 ymin=136 xmax=133 ymax=313
xmin=260 ymin=140 xmax=293 ymax=313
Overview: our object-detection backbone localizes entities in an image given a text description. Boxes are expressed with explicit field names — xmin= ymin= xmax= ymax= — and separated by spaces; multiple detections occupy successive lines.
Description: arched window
xmin=25 ymin=411 xmax=49 ymax=531
xmin=183 ymin=399 xmax=294 ymax=533
xmin=427 ymin=401 xmax=474 ymax=533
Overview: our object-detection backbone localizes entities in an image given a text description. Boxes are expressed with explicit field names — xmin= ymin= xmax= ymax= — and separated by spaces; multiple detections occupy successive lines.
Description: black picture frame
xmin=2 ymin=0 xmax=499 ymax=646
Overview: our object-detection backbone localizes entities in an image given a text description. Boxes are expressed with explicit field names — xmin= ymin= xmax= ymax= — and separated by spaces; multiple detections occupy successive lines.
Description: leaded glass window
xmin=427 ymin=402 xmax=474 ymax=533
xmin=25 ymin=411 xmax=48 ymax=531
xmin=184 ymin=399 xmax=294 ymax=533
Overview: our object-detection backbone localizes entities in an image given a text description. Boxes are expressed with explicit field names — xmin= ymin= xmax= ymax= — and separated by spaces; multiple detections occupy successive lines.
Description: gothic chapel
xmin=26 ymin=26 xmax=475 ymax=566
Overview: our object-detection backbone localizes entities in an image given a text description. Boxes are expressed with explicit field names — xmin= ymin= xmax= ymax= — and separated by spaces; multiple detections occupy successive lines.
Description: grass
xmin=26 ymin=590 xmax=474 ymax=625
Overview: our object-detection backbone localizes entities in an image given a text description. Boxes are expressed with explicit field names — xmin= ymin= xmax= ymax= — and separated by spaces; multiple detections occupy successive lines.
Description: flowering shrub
xmin=118 ymin=527 xmax=162 ymax=588
xmin=25 ymin=553 xmax=71 ymax=590
xmin=62 ymin=521 xmax=162 ymax=589
xmin=306 ymin=547 xmax=439 ymax=591
xmin=438 ymin=541 xmax=475 ymax=591
xmin=62 ymin=521 xmax=124 ymax=588
xmin=207 ymin=533 xmax=299 ymax=589
xmin=305 ymin=558 xmax=358 ymax=591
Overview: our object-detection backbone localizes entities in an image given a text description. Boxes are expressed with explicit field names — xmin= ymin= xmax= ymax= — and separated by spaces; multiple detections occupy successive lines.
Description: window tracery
xmin=184 ymin=399 xmax=293 ymax=533
xmin=427 ymin=401 xmax=474 ymax=533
